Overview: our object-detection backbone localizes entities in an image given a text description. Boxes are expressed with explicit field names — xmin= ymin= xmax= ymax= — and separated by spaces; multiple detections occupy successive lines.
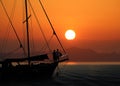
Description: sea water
xmin=0 ymin=62 xmax=120 ymax=86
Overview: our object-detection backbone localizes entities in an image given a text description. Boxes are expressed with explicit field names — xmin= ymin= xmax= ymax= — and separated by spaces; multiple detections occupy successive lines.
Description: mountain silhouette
xmin=66 ymin=47 xmax=120 ymax=62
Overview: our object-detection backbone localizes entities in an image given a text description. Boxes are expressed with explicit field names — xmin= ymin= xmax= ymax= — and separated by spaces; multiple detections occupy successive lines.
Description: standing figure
xmin=52 ymin=49 xmax=62 ymax=62
xmin=56 ymin=49 xmax=62 ymax=61
xmin=52 ymin=50 xmax=57 ymax=62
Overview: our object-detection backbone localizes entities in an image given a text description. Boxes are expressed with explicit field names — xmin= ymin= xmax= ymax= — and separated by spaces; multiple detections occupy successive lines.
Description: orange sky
xmin=0 ymin=0 xmax=120 ymax=53
xmin=42 ymin=0 xmax=120 ymax=41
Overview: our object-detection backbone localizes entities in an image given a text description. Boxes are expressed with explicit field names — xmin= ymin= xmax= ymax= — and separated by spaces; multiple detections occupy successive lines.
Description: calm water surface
xmin=0 ymin=62 xmax=120 ymax=86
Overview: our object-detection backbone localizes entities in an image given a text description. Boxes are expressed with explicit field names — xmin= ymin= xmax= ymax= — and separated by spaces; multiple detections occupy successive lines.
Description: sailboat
xmin=0 ymin=0 xmax=68 ymax=80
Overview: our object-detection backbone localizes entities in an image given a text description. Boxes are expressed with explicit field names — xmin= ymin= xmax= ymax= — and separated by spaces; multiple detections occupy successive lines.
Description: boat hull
xmin=0 ymin=62 xmax=58 ymax=80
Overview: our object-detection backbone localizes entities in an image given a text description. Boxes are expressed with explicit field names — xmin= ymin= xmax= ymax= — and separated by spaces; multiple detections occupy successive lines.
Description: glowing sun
xmin=65 ymin=30 xmax=76 ymax=40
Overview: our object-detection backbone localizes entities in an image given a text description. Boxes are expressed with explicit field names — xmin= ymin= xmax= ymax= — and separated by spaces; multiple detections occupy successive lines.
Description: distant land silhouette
xmin=0 ymin=47 xmax=120 ymax=62
xmin=66 ymin=47 xmax=120 ymax=62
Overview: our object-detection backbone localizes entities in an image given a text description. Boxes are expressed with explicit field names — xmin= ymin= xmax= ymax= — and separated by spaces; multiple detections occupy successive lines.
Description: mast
xmin=25 ymin=0 xmax=30 ymax=65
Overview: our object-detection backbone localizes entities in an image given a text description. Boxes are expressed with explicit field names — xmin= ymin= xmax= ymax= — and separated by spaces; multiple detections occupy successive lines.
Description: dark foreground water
xmin=0 ymin=62 xmax=120 ymax=86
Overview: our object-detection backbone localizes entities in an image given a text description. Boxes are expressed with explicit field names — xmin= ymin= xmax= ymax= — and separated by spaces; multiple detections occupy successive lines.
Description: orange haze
xmin=0 ymin=0 xmax=120 ymax=61
xmin=0 ymin=0 xmax=120 ymax=40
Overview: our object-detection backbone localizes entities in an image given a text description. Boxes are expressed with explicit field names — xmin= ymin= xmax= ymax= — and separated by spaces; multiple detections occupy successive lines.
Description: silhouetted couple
xmin=53 ymin=49 xmax=62 ymax=62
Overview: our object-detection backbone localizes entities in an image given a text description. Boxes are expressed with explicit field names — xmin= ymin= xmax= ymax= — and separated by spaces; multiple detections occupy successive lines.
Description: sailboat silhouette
xmin=0 ymin=0 xmax=68 ymax=80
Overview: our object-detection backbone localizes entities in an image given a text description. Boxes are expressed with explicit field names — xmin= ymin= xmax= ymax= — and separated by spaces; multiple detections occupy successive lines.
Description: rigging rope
xmin=0 ymin=0 xmax=16 ymax=54
xmin=0 ymin=0 xmax=22 ymax=48
xmin=0 ymin=0 xmax=26 ymax=56
xmin=38 ymin=0 xmax=66 ymax=54
xmin=40 ymin=34 xmax=54 ymax=53
xmin=28 ymin=0 xmax=51 ymax=52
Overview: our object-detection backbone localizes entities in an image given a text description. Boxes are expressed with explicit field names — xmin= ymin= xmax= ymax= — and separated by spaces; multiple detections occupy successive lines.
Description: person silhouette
xmin=53 ymin=49 xmax=62 ymax=62
xmin=56 ymin=49 xmax=62 ymax=61
xmin=52 ymin=50 xmax=57 ymax=62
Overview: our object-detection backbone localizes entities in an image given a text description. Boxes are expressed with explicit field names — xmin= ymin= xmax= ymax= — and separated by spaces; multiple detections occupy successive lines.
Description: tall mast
xmin=25 ymin=0 xmax=30 ymax=65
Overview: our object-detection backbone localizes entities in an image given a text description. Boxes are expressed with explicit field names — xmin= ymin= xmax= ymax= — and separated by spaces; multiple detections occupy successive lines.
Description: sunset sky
xmin=45 ymin=0 xmax=120 ymax=40
xmin=0 ymin=0 xmax=120 ymax=61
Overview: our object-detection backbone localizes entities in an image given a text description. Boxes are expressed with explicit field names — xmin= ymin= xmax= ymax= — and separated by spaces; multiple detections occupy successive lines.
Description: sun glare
xmin=65 ymin=30 xmax=76 ymax=40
